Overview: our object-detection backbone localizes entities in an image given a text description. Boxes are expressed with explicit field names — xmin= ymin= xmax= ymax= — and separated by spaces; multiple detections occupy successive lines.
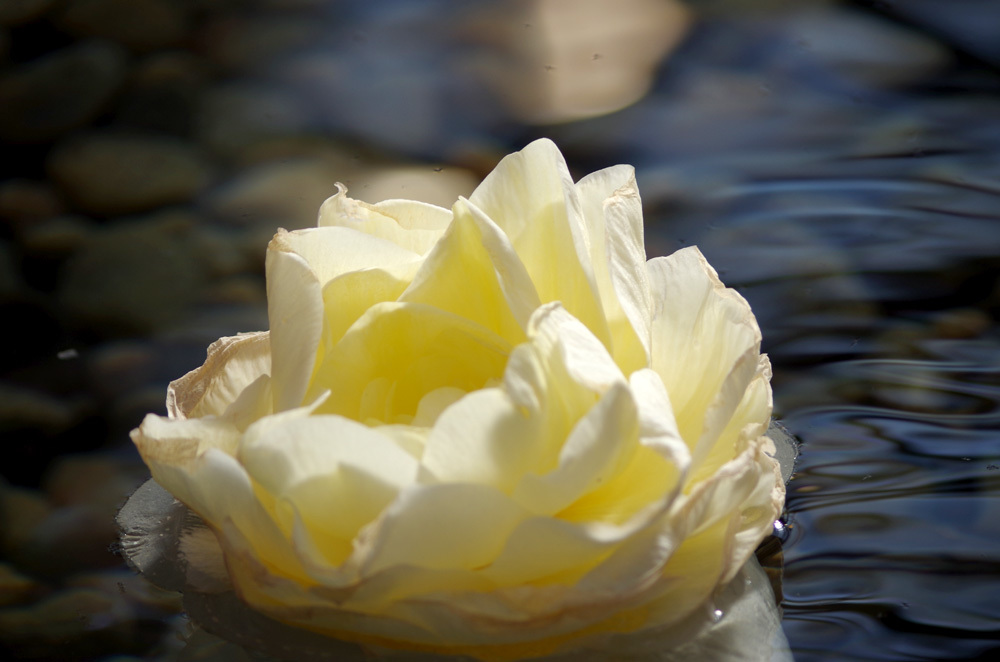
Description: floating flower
xmin=126 ymin=139 xmax=786 ymax=661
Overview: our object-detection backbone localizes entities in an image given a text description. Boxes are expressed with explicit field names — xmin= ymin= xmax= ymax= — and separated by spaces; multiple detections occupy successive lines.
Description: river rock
xmin=57 ymin=213 xmax=207 ymax=335
xmin=0 ymin=41 xmax=127 ymax=143
xmin=0 ymin=0 xmax=54 ymax=25
xmin=55 ymin=0 xmax=189 ymax=52
xmin=48 ymin=132 xmax=211 ymax=215
xmin=786 ymin=8 xmax=951 ymax=87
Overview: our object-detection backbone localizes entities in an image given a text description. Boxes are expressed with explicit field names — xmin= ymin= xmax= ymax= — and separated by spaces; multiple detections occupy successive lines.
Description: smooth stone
xmin=115 ymin=52 xmax=207 ymax=136
xmin=0 ymin=240 xmax=21 ymax=298
xmin=0 ymin=41 xmax=127 ymax=143
xmin=0 ymin=563 xmax=40 ymax=607
xmin=20 ymin=215 xmax=94 ymax=258
xmin=0 ymin=483 xmax=51 ymax=556
xmin=0 ymin=380 xmax=81 ymax=433
xmin=200 ymin=13 xmax=325 ymax=71
xmin=48 ymin=133 xmax=211 ymax=215
xmin=0 ymin=588 xmax=118 ymax=654
xmin=55 ymin=0 xmax=189 ymax=52
xmin=193 ymin=227 xmax=259 ymax=278
xmin=197 ymin=82 xmax=308 ymax=159
xmin=0 ymin=179 xmax=65 ymax=232
xmin=57 ymin=213 xmax=207 ymax=335
xmin=207 ymin=157 xmax=352 ymax=228
xmin=14 ymin=503 xmax=121 ymax=575
xmin=0 ymin=0 xmax=54 ymax=25
xmin=43 ymin=453 xmax=147 ymax=513
xmin=786 ymin=8 xmax=951 ymax=87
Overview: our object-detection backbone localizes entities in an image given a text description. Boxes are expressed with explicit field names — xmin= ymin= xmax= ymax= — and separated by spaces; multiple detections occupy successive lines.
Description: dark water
xmin=2 ymin=1 xmax=999 ymax=660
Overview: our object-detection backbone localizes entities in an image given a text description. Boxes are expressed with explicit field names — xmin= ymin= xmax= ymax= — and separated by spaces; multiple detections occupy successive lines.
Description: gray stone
xmin=0 ymin=0 xmax=54 ymax=25
xmin=787 ymin=8 xmax=951 ymax=87
xmin=48 ymin=132 xmax=212 ymax=215
xmin=55 ymin=0 xmax=189 ymax=52
xmin=0 ymin=179 xmax=65 ymax=235
xmin=57 ymin=213 xmax=207 ymax=335
xmin=0 ymin=41 xmax=127 ymax=143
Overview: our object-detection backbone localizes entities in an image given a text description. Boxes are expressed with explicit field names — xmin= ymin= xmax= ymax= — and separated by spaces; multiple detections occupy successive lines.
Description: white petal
xmin=469 ymin=139 xmax=611 ymax=349
xmin=513 ymin=382 xmax=637 ymax=515
xmin=358 ymin=484 xmax=526 ymax=575
xmin=398 ymin=201 xmax=536 ymax=344
xmin=421 ymin=387 xmax=543 ymax=492
xmin=167 ymin=331 xmax=270 ymax=420
xmin=240 ymin=415 xmax=419 ymax=555
xmin=266 ymin=232 xmax=325 ymax=412
xmin=576 ymin=164 xmax=652 ymax=373
xmin=646 ymin=247 xmax=762 ymax=448
xmin=318 ymin=183 xmax=451 ymax=255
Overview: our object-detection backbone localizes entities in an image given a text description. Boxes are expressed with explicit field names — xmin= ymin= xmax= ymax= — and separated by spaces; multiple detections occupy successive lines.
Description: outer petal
xmin=266 ymin=232 xmax=325 ymax=412
xmin=319 ymin=183 xmax=452 ymax=255
xmin=357 ymin=483 xmax=528 ymax=575
xmin=239 ymin=415 xmax=420 ymax=566
xmin=576 ymin=164 xmax=651 ymax=374
xmin=469 ymin=139 xmax=611 ymax=351
xmin=166 ymin=331 xmax=270 ymax=420
xmin=646 ymin=247 xmax=763 ymax=451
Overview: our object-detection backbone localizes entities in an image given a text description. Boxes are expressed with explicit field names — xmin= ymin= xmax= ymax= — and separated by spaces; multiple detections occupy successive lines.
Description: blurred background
xmin=1 ymin=0 xmax=999 ymax=660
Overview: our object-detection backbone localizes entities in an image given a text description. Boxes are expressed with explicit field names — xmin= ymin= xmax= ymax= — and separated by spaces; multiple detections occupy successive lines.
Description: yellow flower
xmin=131 ymin=139 xmax=784 ymax=661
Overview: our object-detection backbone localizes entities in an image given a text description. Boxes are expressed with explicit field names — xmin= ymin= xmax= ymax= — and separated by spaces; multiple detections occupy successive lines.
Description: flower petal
xmin=646 ymin=247 xmax=762 ymax=449
xmin=239 ymin=415 xmax=419 ymax=565
xmin=399 ymin=201 xmax=536 ymax=345
xmin=166 ymin=331 xmax=270 ymax=420
xmin=469 ymin=139 xmax=611 ymax=350
xmin=319 ymin=183 xmax=451 ymax=255
xmin=576 ymin=164 xmax=651 ymax=374
xmin=309 ymin=302 xmax=512 ymax=424
xmin=358 ymin=484 xmax=527 ymax=575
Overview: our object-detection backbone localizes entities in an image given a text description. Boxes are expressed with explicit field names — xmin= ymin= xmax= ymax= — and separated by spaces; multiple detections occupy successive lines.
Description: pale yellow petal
xmin=309 ymin=302 xmax=512 ymax=424
xmin=421 ymin=387 xmax=543 ymax=492
xmin=318 ymin=183 xmax=451 ymax=255
xmin=469 ymin=139 xmax=611 ymax=349
xmin=576 ymin=164 xmax=651 ymax=374
xmin=239 ymin=415 xmax=419 ymax=565
xmin=646 ymin=247 xmax=762 ymax=449
xmin=358 ymin=484 xmax=526 ymax=574
xmin=513 ymin=383 xmax=638 ymax=516
xmin=166 ymin=331 xmax=270 ymax=420
xmin=266 ymin=232 xmax=325 ymax=412
xmin=278 ymin=225 xmax=420 ymax=288
xmin=399 ymin=203 xmax=530 ymax=345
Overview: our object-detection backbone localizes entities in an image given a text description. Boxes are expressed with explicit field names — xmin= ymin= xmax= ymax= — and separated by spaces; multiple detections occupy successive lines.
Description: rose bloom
xmin=131 ymin=139 xmax=784 ymax=661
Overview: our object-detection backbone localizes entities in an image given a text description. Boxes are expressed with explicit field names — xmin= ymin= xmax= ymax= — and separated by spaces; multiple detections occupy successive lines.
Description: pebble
xmin=43 ymin=453 xmax=147 ymax=513
xmin=0 ymin=240 xmax=21 ymax=298
xmin=0 ymin=0 xmax=54 ymax=26
xmin=0 ymin=179 xmax=65 ymax=233
xmin=0 ymin=562 xmax=40 ymax=607
xmin=197 ymin=82 xmax=308 ymax=159
xmin=20 ymin=214 xmax=94 ymax=258
xmin=48 ymin=132 xmax=212 ymax=216
xmin=786 ymin=8 xmax=951 ymax=87
xmin=0 ymin=588 xmax=120 ymax=656
xmin=0 ymin=482 xmax=52 ymax=556
xmin=0 ymin=41 xmax=127 ymax=143
xmin=14 ymin=503 xmax=121 ymax=575
xmin=0 ymin=380 xmax=82 ymax=433
xmin=207 ymin=157 xmax=351 ymax=228
xmin=54 ymin=0 xmax=189 ymax=53
xmin=56 ymin=212 xmax=207 ymax=335
xmin=115 ymin=52 xmax=208 ymax=136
